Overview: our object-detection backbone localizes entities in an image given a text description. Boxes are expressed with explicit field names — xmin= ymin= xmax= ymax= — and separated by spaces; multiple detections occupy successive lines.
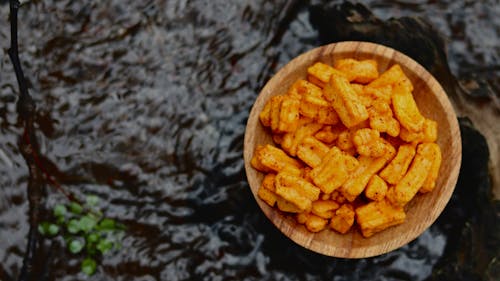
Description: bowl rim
xmin=243 ymin=41 xmax=462 ymax=258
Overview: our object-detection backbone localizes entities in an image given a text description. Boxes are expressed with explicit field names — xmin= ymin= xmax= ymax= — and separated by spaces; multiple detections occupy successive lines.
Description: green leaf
xmin=96 ymin=239 xmax=113 ymax=254
xmin=38 ymin=222 xmax=50 ymax=235
xmin=81 ymin=257 xmax=97 ymax=276
xmin=86 ymin=233 xmax=99 ymax=243
xmin=79 ymin=215 xmax=97 ymax=233
xmin=86 ymin=195 xmax=99 ymax=206
xmin=67 ymin=219 xmax=80 ymax=234
xmin=98 ymin=218 xmax=116 ymax=230
xmin=69 ymin=202 xmax=83 ymax=214
xmin=47 ymin=224 xmax=59 ymax=236
xmin=68 ymin=239 xmax=84 ymax=254
xmin=53 ymin=204 xmax=67 ymax=218
xmin=38 ymin=222 xmax=59 ymax=236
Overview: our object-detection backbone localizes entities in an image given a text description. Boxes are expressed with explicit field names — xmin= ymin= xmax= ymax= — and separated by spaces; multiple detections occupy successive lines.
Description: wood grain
xmin=243 ymin=41 xmax=461 ymax=258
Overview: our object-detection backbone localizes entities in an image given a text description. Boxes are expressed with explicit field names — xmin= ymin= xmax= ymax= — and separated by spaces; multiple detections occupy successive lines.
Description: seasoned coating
xmin=254 ymin=144 xmax=302 ymax=173
xmin=310 ymin=147 xmax=359 ymax=194
xmin=305 ymin=214 xmax=329 ymax=232
xmin=386 ymin=143 xmax=436 ymax=207
xmin=330 ymin=204 xmax=355 ymax=234
xmin=352 ymin=128 xmax=393 ymax=157
xmin=355 ymin=200 xmax=406 ymax=237
xmin=311 ymin=200 xmax=340 ymax=219
xmin=323 ymin=74 xmax=369 ymax=128
xmin=420 ymin=143 xmax=442 ymax=193
xmin=307 ymin=62 xmax=347 ymax=87
xmin=334 ymin=58 xmax=379 ymax=84
xmin=365 ymin=175 xmax=388 ymax=201
xmin=400 ymin=118 xmax=438 ymax=143
xmin=281 ymin=119 xmax=324 ymax=156
xmin=341 ymin=147 xmax=395 ymax=202
xmin=297 ymin=136 xmax=330 ymax=168
xmin=368 ymin=100 xmax=400 ymax=137
xmin=392 ymin=82 xmax=425 ymax=132
xmin=299 ymin=91 xmax=339 ymax=125
xmin=379 ymin=144 xmax=417 ymax=185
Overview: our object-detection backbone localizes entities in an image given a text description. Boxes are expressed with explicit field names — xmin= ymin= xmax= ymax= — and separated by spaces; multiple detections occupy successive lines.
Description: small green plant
xmin=38 ymin=194 xmax=125 ymax=275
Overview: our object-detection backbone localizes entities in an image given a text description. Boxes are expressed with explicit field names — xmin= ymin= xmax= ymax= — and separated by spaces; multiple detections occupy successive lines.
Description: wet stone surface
xmin=0 ymin=1 xmax=498 ymax=280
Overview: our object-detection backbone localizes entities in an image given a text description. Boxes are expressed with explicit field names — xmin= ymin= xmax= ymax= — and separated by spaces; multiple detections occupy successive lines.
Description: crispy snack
xmin=392 ymin=82 xmax=425 ymax=132
xmin=365 ymin=175 xmax=388 ymax=201
xmin=323 ymin=74 xmax=369 ymax=128
xmin=257 ymin=174 xmax=278 ymax=206
xmin=367 ymin=64 xmax=412 ymax=91
xmin=341 ymin=147 xmax=395 ymax=202
xmin=400 ymin=118 xmax=438 ymax=143
xmin=299 ymin=91 xmax=339 ymax=125
xmin=287 ymin=79 xmax=323 ymax=99
xmin=259 ymin=99 xmax=273 ymax=127
xmin=312 ymin=200 xmax=340 ymax=219
xmin=307 ymin=62 xmax=347 ymax=88
xmin=253 ymin=144 xmax=302 ymax=173
xmin=368 ymin=100 xmax=400 ymax=137
xmin=352 ymin=128 xmax=393 ymax=157
xmin=305 ymin=214 xmax=329 ymax=232
xmin=276 ymin=197 xmax=302 ymax=213
xmin=363 ymin=85 xmax=392 ymax=105
xmin=330 ymin=204 xmax=355 ymax=234
xmin=252 ymin=60 xmax=442 ymax=237
xmin=314 ymin=124 xmax=345 ymax=144
xmin=275 ymin=171 xmax=320 ymax=212
xmin=334 ymin=58 xmax=379 ymax=84
xmin=379 ymin=144 xmax=417 ymax=185
xmin=281 ymin=119 xmax=324 ymax=156
xmin=420 ymin=143 xmax=442 ymax=193
xmin=336 ymin=130 xmax=355 ymax=155
xmin=297 ymin=136 xmax=330 ymax=168
xmin=310 ymin=147 xmax=359 ymax=194
xmin=355 ymin=200 xmax=406 ymax=238
xmin=330 ymin=190 xmax=347 ymax=204
xmin=386 ymin=143 xmax=436 ymax=207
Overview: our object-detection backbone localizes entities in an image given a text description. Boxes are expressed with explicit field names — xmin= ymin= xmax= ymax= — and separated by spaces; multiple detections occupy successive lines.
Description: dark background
xmin=0 ymin=1 xmax=498 ymax=280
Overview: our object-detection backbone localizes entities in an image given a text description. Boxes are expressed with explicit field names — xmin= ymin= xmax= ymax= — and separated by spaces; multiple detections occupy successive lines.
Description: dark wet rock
xmin=0 ymin=1 xmax=498 ymax=280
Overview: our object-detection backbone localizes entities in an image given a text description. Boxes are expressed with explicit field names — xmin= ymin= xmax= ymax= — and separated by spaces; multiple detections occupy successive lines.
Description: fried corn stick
xmin=355 ymin=200 xmax=406 ymax=237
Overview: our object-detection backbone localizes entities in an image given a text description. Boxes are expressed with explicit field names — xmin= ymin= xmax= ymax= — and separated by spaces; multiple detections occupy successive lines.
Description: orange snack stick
xmin=392 ymin=82 xmax=425 ymax=132
xmin=363 ymin=85 xmax=392 ymax=105
xmin=269 ymin=96 xmax=284 ymax=132
xmin=314 ymin=124 xmax=345 ymax=144
xmin=257 ymin=174 xmax=278 ymax=206
xmin=254 ymin=144 xmax=302 ymax=173
xmin=330 ymin=204 xmax=355 ymax=234
xmin=334 ymin=58 xmax=379 ymax=84
xmin=336 ymin=130 xmax=354 ymax=154
xmin=367 ymin=64 xmax=412 ymax=91
xmin=386 ymin=143 xmax=436 ymax=207
xmin=299 ymin=91 xmax=339 ymax=125
xmin=296 ymin=136 xmax=330 ymax=168
xmin=379 ymin=144 xmax=417 ymax=185
xmin=355 ymin=200 xmax=406 ymax=237
xmin=400 ymin=118 xmax=438 ymax=143
xmin=352 ymin=128 xmax=393 ymax=157
xmin=323 ymin=74 xmax=369 ymax=128
xmin=365 ymin=175 xmax=388 ymax=201
xmin=278 ymin=96 xmax=301 ymax=133
xmin=305 ymin=214 xmax=329 ymax=232
xmin=330 ymin=190 xmax=347 ymax=204
xmin=420 ymin=143 xmax=442 ymax=193
xmin=310 ymin=147 xmax=359 ymax=194
xmin=341 ymin=147 xmax=395 ymax=202
xmin=281 ymin=119 xmax=323 ymax=156
xmin=368 ymin=100 xmax=400 ymax=137
xmin=259 ymin=99 xmax=272 ymax=127
xmin=287 ymin=79 xmax=323 ymax=99
xmin=276 ymin=197 xmax=302 ymax=213
xmin=297 ymin=212 xmax=310 ymax=224
xmin=276 ymin=171 xmax=321 ymax=201
xmin=311 ymin=200 xmax=340 ymax=219
xmin=307 ymin=62 xmax=347 ymax=88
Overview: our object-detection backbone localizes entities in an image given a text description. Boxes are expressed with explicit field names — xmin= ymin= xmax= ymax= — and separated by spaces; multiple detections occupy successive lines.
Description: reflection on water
xmin=0 ymin=1 xmax=498 ymax=280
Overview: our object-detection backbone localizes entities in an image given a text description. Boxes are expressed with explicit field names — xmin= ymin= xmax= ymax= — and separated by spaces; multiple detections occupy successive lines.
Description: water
xmin=0 ymin=1 xmax=498 ymax=280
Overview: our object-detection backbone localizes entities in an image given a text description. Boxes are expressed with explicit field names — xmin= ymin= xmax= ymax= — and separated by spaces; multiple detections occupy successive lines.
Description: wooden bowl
xmin=243 ymin=41 xmax=461 ymax=258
